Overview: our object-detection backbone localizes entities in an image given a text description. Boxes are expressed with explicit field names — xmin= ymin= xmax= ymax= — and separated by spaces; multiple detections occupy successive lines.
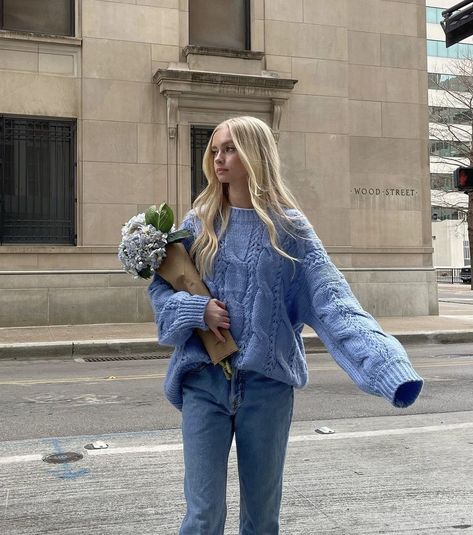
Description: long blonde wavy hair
xmin=191 ymin=116 xmax=307 ymax=278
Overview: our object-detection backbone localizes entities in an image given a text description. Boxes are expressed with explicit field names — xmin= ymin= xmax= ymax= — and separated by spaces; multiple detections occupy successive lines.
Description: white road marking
xmin=441 ymin=315 xmax=473 ymax=319
xmin=0 ymin=454 xmax=43 ymax=464
xmin=86 ymin=444 xmax=183 ymax=456
xmin=1 ymin=421 xmax=472 ymax=466
xmin=288 ymin=421 xmax=473 ymax=443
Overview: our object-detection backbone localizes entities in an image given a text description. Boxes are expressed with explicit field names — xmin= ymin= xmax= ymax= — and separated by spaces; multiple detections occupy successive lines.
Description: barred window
xmin=0 ymin=116 xmax=76 ymax=245
xmin=189 ymin=0 xmax=250 ymax=50
xmin=0 ymin=0 xmax=74 ymax=37
xmin=191 ymin=126 xmax=214 ymax=203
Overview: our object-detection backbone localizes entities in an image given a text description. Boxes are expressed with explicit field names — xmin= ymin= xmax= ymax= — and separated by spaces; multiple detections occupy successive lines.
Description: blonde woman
xmin=148 ymin=116 xmax=423 ymax=534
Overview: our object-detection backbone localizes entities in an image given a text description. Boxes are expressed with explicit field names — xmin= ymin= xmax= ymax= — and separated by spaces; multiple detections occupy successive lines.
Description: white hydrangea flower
xmin=120 ymin=213 xmax=146 ymax=237
xmin=118 ymin=221 xmax=168 ymax=278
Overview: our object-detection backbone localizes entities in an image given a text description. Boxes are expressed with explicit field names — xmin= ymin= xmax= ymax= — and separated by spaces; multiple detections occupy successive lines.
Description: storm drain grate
xmin=81 ymin=354 xmax=171 ymax=362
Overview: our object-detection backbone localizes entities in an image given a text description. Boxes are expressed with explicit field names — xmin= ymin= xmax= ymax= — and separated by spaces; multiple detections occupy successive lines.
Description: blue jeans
xmin=180 ymin=363 xmax=294 ymax=535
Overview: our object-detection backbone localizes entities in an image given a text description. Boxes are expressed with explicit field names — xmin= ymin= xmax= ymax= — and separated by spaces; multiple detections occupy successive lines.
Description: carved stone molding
xmin=154 ymin=68 xmax=297 ymax=140
xmin=271 ymin=99 xmax=285 ymax=142
xmin=166 ymin=91 xmax=180 ymax=139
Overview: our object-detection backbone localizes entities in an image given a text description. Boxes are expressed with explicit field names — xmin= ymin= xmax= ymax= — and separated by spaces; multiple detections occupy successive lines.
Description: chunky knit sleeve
xmin=148 ymin=212 xmax=210 ymax=347
xmin=293 ymin=223 xmax=423 ymax=408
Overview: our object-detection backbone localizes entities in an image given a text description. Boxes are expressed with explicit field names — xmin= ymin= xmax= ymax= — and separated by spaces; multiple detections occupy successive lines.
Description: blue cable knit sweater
xmin=148 ymin=206 xmax=423 ymax=410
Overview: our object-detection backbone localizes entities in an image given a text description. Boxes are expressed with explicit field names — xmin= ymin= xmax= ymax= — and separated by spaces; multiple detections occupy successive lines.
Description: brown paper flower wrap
xmin=118 ymin=203 xmax=238 ymax=376
xmin=157 ymin=242 xmax=238 ymax=367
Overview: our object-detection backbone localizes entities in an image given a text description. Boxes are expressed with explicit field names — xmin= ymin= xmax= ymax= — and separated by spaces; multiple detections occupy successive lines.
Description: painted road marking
xmin=0 ymin=454 xmax=43 ymax=464
xmin=87 ymin=444 xmax=183 ymax=456
xmin=0 ymin=360 xmax=472 ymax=386
xmin=288 ymin=421 xmax=473 ymax=443
xmin=1 ymin=422 xmax=472 ymax=465
xmin=0 ymin=373 xmax=166 ymax=385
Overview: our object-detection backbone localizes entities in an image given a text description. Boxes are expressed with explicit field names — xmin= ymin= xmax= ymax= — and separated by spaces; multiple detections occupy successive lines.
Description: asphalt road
xmin=0 ymin=342 xmax=472 ymax=441
xmin=1 ymin=343 xmax=472 ymax=534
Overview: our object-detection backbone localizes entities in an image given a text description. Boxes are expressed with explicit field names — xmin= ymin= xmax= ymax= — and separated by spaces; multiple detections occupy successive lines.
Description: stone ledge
xmin=0 ymin=30 xmax=82 ymax=47
xmin=183 ymin=45 xmax=264 ymax=61
xmin=0 ymin=246 xmax=116 ymax=254
xmin=154 ymin=68 xmax=297 ymax=90
xmin=0 ymin=270 xmax=124 ymax=276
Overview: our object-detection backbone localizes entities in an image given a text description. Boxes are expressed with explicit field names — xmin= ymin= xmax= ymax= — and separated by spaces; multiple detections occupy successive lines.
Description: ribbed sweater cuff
xmin=179 ymin=294 xmax=210 ymax=331
xmin=375 ymin=359 xmax=424 ymax=408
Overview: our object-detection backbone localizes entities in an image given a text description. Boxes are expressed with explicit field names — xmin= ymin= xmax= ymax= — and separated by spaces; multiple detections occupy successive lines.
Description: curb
xmin=1 ymin=330 xmax=473 ymax=360
xmin=394 ymin=330 xmax=473 ymax=346
xmin=0 ymin=339 xmax=171 ymax=361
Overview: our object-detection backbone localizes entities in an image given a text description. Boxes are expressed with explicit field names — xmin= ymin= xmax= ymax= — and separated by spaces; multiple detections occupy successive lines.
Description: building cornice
xmin=153 ymin=68 xmax=297 ymax=140
xmin=153 ymin=68 xmax=297 ymax=93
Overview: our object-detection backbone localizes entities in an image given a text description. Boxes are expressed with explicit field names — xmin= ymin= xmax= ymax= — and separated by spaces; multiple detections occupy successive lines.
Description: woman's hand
xmin=204 ymin=299 xmax=230 ymax=343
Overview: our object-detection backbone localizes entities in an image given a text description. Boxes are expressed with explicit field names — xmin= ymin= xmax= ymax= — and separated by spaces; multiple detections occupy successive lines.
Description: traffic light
xmin=441 ymin=1 xmax=473 ymax=47
xmin=453 ymin=166 xmax=473 ymax=192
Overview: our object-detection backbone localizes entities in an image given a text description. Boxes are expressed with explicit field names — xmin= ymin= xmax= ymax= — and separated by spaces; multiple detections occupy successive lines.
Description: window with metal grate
xmin=0 ymin=116 xmax=76 ymax=245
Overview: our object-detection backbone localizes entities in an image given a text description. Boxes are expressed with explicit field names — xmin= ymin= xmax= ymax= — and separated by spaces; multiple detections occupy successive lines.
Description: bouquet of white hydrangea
xmin=118 ymin=203 xmax=191 ymax=279
xmin=118 ymin=203 xmax=237 ymax=377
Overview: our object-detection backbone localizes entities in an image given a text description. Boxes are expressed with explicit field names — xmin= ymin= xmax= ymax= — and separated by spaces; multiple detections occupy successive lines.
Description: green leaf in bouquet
xmin=167 ymin=229 xmax=193 ymax=244
xmin=145 ymin=203 xmax=174 ymax=232
xmin=138 ymin=266 xmax=153 ymax=279
xmin=145 ymin=205 xmax=160 ymax=229
xmin=158 ymin=203 xmax=174 ymax=233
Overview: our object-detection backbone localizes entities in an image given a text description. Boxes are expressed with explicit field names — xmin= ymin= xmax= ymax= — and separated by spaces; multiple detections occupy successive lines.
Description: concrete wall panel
xmin=349 ymin=101 xmax=382 ymax=137
xmin=0 ymin=290 xmax=48 ymax=327
xmin=0 ymin=71 xmax=79 ymax=116
xmin=266 ymin=0 xmax=303 ymax=22
xmin=82 ymin=0 xmax=179 ymax=44
xmin=82 ymin=121 xmax=138 ymax=163
xmin=48 ymin=287 xmax=139 ymax=324
xmin=303 ymin=0 xmax=347 ymax=27
xmin=265 ymin=21 xmax=347 ymax=61
xmin=82 ymin=79 xmax=154 ymax=123
xmin=82 ymin=162 xmax=164 ymax=204
xmin=83 ymin=39 xmax=152 ymax=82
xmin=82 ymin=203 xmax=139 ymax=246
xmin=292 ymin=58 xmax=347 ymax=97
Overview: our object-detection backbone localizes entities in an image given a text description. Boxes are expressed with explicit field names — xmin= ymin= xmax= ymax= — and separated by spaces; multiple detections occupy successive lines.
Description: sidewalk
xmin=1 ymin=288 xmax=473 ymax=360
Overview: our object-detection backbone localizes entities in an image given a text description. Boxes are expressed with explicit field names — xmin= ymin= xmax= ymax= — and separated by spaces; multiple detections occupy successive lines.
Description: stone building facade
xmin=0 ymin=0 xmax=437 ymax=327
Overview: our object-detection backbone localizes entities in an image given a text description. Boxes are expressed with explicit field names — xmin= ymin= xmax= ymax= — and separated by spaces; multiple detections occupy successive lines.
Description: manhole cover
xmin=43 ymin=452 xmax=83 ymax=464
